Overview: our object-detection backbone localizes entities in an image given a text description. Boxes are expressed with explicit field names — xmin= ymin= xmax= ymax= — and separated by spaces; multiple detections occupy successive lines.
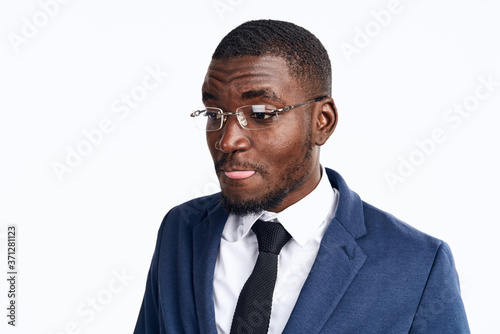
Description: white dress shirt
xmin=213 ymin=167 xmax=339 ymax=333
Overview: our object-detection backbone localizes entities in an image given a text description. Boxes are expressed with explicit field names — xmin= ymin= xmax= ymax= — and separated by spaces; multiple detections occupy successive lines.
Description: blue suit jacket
xmin=134 ymin=168 xmax=469 ymax=333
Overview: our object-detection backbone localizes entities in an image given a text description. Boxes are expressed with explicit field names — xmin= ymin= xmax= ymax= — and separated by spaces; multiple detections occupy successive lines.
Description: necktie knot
xmin=252 ymin=220 xmax=292 ymax=255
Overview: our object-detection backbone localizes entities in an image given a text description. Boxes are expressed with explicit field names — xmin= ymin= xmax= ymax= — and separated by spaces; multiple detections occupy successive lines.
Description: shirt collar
xmin=222 ymin=166 xmax=337 ymax=246
xmin=276 ymin=166 xmax=336 ymax=246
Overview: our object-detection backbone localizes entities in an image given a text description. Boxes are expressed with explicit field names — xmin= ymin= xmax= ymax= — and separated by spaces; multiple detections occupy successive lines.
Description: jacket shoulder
xmin=360 ymin=201 xmax=443 ymax=256
xmin=164 ymin=193 xmax=221 ymax=229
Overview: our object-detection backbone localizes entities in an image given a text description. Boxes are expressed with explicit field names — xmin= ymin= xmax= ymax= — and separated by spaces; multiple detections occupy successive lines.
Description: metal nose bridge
xmin=221 ymin=111 xmax=248 ymax=128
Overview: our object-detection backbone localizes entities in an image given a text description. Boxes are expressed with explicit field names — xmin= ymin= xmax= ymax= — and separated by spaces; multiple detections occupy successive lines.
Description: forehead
xmin=202 ymin=56 xmax=302 ymax=102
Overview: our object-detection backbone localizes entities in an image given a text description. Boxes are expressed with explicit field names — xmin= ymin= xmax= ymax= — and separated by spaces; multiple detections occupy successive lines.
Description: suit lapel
xmin=192 ymin=203 xmax=228 ymax=334
xmin=283 ymin=217 xmax=366 ymax=332
xmin=283 ymin=168 xmax=368 ymax=333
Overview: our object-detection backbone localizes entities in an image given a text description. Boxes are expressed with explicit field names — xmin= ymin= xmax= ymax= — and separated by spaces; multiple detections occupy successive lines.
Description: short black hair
xmin=212 ymin=19 xmax=332 ymax=97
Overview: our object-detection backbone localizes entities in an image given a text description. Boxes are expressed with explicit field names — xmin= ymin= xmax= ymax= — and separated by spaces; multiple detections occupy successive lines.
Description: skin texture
xmin=202 ymin=56 xmax=338 ymax=215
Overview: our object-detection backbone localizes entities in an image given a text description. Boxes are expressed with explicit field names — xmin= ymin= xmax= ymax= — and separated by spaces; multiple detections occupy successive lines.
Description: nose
xmin=215 ymin=114 xmax=251 ymax=153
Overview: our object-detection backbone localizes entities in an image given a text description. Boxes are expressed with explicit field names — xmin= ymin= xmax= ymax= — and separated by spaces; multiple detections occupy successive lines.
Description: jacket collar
xmin=325 ymin=168 xmax=367 ymax=239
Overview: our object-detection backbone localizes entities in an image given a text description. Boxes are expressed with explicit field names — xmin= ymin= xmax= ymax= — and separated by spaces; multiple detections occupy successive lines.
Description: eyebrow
xmin=202 ymin=91 xmax=216 ymax=103
xmin=201 ymin=89 xmax=285 ymax=105
xmin=241 ymin=89 xmax=285 ymax=104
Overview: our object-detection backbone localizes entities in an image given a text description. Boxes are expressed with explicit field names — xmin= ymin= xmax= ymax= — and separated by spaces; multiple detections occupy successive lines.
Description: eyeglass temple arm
xmin=278 ymin=96 xmax=328 ymax=112
xmin=190 ymin=110 xmax=202 ymax=117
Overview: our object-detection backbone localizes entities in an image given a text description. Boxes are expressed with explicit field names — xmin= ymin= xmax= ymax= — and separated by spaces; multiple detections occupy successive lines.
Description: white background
xmin=1 ymin=0 xmax=499 ymax=333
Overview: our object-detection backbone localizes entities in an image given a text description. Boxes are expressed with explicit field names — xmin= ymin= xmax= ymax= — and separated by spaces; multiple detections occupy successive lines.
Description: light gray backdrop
xmin=1 ymin=0 xmax=499 ymax=333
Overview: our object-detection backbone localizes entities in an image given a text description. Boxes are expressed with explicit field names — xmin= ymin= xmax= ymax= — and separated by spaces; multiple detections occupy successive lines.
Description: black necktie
xmin=230 ymin=219 xmax=292 ymax=334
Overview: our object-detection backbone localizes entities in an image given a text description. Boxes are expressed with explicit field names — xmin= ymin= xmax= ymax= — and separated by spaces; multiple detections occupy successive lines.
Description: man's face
xmin=202 ymin=56 xmax=323 ymax=215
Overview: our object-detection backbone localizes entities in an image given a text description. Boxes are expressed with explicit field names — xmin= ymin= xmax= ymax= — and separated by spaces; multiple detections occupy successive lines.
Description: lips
xmin=224 ymin=170 xmax=256 ymax=179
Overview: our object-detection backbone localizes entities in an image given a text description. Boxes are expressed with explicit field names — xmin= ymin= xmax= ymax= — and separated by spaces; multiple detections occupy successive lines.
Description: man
xmin=134 ymin=20 xmax=469 ymax=333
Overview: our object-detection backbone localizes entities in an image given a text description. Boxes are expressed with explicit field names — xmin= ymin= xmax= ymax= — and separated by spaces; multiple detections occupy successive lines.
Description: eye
xmin=248 ymin=105 xmax=277 ymax=121
xmin=205 ymin=110 xmax=221 ymax=121
xmin=250 ymin=112 xmax=276 ymax=120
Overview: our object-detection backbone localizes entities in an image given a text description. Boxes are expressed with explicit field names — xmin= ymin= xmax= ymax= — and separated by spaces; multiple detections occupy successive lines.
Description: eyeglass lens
xmin=197 ymin=105 xmax=278 ymax=131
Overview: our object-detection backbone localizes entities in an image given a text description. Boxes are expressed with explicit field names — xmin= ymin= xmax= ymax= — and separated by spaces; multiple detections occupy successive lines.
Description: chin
xmin=219 ymin=187 xmax=287 ymax=216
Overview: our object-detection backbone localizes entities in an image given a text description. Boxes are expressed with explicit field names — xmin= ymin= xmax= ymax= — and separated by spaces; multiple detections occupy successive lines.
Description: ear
xmin=314 ymin=97 xmax=338 ymax=146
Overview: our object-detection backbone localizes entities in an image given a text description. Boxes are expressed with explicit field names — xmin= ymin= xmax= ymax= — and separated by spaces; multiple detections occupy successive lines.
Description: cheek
xmin=206 ymin=133 xmax=218 ymax=156
xmin=274 ymin=122 xmax=311 ymax=153
xmin=260 ymin=135 xmax=308 ymax=168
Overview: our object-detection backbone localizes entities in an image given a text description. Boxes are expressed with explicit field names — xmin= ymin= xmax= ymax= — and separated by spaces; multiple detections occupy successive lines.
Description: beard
xmin=220 ymin=181 xmax=291 ymax=216
xmin=219 ymin=127 xmax=314 ymax=216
